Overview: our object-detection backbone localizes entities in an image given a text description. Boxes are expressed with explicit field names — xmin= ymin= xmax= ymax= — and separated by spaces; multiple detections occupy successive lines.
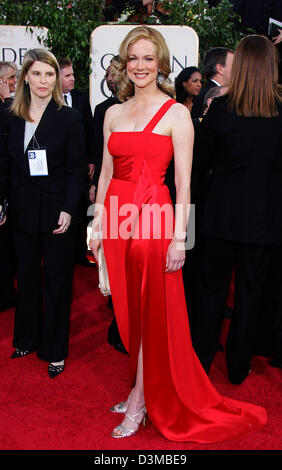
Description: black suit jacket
xmin=195 ymin=95 xmax=282 ymax=244
xmin=70 ymin=88 xmax=95 ymax=163
xmin=92 ymin=96 xmax=120 ymax=187
xmin=0 ymin=99 xmax=87 ymax=234
xmin=0 ymin=99 xmax=13 ymax=204
xmin=191 ymin=80 xmax=218 ymax=119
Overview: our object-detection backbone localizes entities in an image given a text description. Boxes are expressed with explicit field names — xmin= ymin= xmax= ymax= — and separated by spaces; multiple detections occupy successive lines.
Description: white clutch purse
xmin=97 ymin=245 xmax=111 ymax=296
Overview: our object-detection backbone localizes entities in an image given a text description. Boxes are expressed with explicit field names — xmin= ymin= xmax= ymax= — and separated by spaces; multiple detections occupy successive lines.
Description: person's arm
xmin=88 ymin=163 xmax=95 ymax=179
xmin=89 ymin=106 xmax=115 ymax=260
xmin=54 ymin=110 xmax=87 ymax=234
xmin=165 ymin=103 xmax=194 ymax=273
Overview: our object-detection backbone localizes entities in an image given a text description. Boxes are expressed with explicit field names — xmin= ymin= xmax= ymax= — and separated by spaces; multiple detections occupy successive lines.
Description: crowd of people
xmin=0 ymin=19 xmax=282 ymax=443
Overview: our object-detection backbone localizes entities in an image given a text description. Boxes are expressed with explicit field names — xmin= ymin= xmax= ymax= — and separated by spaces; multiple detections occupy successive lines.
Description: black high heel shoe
xmin=48 ymin=362 xmax=65 ymax=378
xmin=11 ymin=348 xmax=31 ymax=359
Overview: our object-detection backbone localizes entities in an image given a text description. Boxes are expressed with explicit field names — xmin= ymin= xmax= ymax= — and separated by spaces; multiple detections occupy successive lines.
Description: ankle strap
xmin=125 ymin=406 xmax=146 ymax=424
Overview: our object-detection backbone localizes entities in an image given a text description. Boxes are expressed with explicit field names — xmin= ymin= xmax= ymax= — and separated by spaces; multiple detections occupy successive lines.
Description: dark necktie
xmin=64 ymin=94 xmax=69 ymax=105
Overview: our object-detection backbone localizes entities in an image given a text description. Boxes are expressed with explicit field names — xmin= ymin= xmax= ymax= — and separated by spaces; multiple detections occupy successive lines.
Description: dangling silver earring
xmin=156 ymin=71 xmax=165 ymax=85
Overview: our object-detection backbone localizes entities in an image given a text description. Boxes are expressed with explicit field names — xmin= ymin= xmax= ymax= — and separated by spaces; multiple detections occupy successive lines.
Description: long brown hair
xmin=116 ymin=26 xmax=174 ymax=102
xmin=10 ymin=49 xmax=64 ymax=121
xmin=228 ymin=34 xmax=282 ymax=118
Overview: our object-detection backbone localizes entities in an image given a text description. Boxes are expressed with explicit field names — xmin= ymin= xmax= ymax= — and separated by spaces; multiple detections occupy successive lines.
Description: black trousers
xmin=255 ymin=244 xmax=282 ymax=363
xmin=0 ymin=222 xmax=16 ymax=311
xmin=12 ymin=227 xmax=76 ymax=362
xmin=191 ymin=236 xmax=274 ymax=384
xmin=74 ymin=194 xmax=89 ymax=263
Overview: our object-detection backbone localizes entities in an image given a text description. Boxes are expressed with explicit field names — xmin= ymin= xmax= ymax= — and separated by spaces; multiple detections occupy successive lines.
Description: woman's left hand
xmin=53 ymin=211 xmax=72 ymax=234
xmin=273 ymin=28 xmax=282 ymax=45
xmin=165 ymin=239 xmax=186 ymax=273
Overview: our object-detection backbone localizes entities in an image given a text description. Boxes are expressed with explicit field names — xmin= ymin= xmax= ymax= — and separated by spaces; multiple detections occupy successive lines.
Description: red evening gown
xmin=102 ymin=98 xmax=267 ymax=443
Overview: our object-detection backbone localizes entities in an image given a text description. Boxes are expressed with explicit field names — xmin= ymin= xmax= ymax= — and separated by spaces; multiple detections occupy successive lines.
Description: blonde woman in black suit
xmin=0 ymin=49 xmax=87 ymax=377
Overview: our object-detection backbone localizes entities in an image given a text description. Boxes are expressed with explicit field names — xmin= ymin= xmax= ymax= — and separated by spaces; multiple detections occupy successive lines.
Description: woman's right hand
xmin=89 ymin=236 xmax=102 ymax=263
xmin=273 ymin=28 xmax=282 ymax=45
xmin=0 ymin=205 xmax=6 ymax=226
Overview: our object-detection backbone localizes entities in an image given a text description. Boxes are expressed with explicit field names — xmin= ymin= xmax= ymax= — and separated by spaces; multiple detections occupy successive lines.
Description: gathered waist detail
xmin=111 ymin=176 xmax=166 ymax=187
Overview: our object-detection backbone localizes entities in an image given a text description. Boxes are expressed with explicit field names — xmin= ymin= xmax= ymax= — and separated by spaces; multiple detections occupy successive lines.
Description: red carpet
xmin=0 ymin=260 xmax=281 ymax=452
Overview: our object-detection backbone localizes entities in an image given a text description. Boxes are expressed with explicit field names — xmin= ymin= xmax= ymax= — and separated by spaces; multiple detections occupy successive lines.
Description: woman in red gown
xmin=90 ymin=26 xmax=267 ymax=442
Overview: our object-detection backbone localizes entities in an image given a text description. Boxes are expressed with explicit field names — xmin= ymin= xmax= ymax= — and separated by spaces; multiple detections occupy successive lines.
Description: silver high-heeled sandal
xmin=110 ymin=400 xmax=129 ymax=414
xmin=110 ymin=390 xmax=133 ymax=414
xmin=111 ymin=406 xmax=147 ymax=439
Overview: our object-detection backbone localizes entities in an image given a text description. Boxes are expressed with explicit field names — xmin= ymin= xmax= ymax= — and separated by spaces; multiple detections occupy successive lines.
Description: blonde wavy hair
xmin=116 ymin=26 xmax=174 ymax=102
xmin=10 ymin=48 xmax=64 ymax=121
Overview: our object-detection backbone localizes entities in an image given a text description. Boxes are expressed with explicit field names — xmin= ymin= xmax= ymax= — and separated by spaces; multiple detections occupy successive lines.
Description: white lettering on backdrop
xmin=0 ymin=25 xmax=48 ymax=67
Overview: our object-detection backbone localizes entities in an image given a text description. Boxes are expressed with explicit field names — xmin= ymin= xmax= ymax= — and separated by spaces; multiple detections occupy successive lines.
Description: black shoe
xmin=228 ymin=368 xmax=251 ymax=385
xmin=269 ymin=358 xmax=282 ymax=368
xmin=108 ymin=334 xmax=128 ymax=354
xmin=76 ymin=257 xmax=95 ymax=267
xmin=11 ymin=348 xmax=31 ymax=359
xmin=112 ymin=341 xmax=128 ymax=355
xmin=0 ymin=304 xmax=15 ymax=312
xmin=0 ymin=298 xmax=16 ymax=312
xmin=48 ymin=362 xmax=65 ymax=378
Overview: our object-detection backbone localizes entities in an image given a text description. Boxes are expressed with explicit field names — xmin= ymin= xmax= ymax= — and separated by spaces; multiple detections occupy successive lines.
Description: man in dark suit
xmin=59 ymin=58 xmax=95 ymax=266
xmin=0 ymin=62 xmax=17 ymax=311
xmin=90 ymin=57 xmax=120 ymax=197
xmin=192 ymin=47 xmax=234 ymax=118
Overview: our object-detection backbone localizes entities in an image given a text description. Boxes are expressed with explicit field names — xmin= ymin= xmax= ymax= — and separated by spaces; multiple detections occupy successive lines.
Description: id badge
xmin=28 ymin=148 xmax=48 ymax=176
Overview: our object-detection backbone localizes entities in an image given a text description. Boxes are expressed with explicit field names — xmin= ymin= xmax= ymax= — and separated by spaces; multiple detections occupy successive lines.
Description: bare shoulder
xmin=167 ymin=102 xmax=192 ymax=135
xmin=104 ymin=101 xmax=128 ymax=130
xmin=169 ymin=102 xmax=191 ymax=122
xmin=104 ymin=102 xmax=123 ymax=120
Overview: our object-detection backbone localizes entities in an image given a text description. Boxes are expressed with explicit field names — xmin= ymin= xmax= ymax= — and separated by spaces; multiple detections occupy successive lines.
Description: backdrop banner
xmin=0 ymin=25 xmax=48 ymax=68
xmin=90 ymin=24 xmax=199 ymax=111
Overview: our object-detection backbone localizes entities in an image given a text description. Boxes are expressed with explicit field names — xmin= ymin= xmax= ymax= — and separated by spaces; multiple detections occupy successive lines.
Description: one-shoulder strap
xmin=143 ymin=98 xmax=176 ymax=133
